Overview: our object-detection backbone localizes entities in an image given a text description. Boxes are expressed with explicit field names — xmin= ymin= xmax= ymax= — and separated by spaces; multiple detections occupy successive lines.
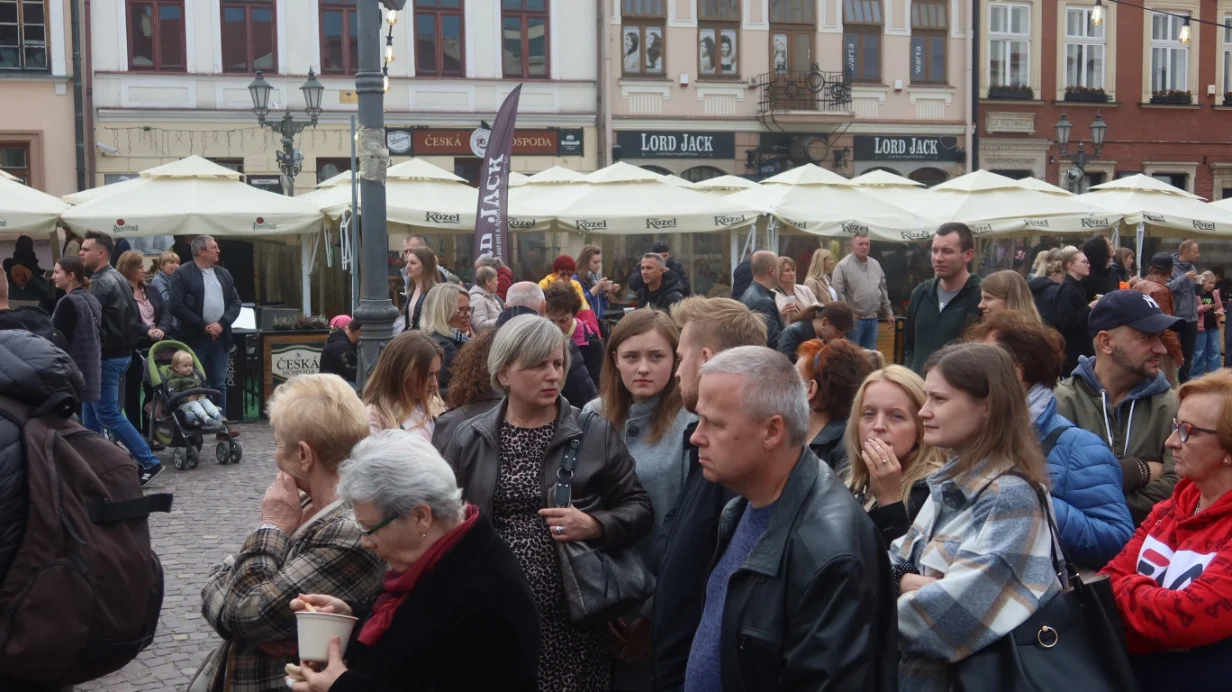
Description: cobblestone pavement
xmin=78 ymin=422 xmax=277 ymax=692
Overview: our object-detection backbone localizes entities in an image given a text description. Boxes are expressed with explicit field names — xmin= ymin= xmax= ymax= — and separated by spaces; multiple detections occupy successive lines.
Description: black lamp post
xmin=247 ymin=69 xmax=325 ymax=196
xmin=1054 ymin=110 xmax=1108 ymax=192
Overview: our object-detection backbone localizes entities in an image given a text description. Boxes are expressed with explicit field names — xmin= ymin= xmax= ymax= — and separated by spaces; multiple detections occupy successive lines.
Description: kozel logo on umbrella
xmin=252 ymin=216 xmax=278 ymax=231
xmin=900 ymin=230 xmax=933 ymax=240
xmin=1082 ymin=218 xmax=1110 ymax=227
xmin=1194 ymin=220 xmax=1216 ymax=231
xmin=714 ymin=215 xmax=746 ymax=225
xmin=426 ymin=211 xmax=461 ymax=224
xmin=841 ymin=222 xmax=870 ymax=234
xmin=577 ymin=219 xmax=608 ymax=231
xmin=646 ymin=218 xmax=678 ymax=229
xmin=114 ymin=218 xmax=138 ymax=233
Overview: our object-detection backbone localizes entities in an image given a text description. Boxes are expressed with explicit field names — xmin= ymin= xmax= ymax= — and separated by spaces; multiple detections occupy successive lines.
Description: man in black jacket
xmin=653 ymin=296 xmax=766 ymax=691
xmin=628 ymin=240 xmax=691 ymax=298
xmin=80 ymin=231 xmax=163 ymax=485
xmin=635 ymin=253 xmax=686 ymax=311
xmin=319 ymin=318 xmax=361 ymax=386
xmin=494 ymin=282 xmax=597 ymax=409
xmin=684 ymin=346 xmax=895 ymax=691
xmin=903 ymin=223 xmax=982 ymax=373
xmin=739 ymin=250 xmax=785 ymax=348
xmin=168 ymin=235 xmax=242 ymax=437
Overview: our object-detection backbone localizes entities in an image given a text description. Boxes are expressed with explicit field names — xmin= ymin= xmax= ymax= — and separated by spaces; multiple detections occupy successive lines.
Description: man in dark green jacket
xmin=903 ymin=223 xmax=983 ymax=372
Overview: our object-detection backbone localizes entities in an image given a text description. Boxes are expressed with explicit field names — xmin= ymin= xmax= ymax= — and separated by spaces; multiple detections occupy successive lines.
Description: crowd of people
xmin=2 ymin=222 xmax=1231 ymax=692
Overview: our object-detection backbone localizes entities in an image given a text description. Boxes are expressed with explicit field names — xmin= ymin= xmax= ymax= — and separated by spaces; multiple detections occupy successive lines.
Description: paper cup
xmin=295 ymin=611 xmax=358 ymax=662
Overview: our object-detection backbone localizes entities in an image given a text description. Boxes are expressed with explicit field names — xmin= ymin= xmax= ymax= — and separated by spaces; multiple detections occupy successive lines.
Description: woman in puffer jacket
xmin=469 ymin=266 xmax=505 ymax=333
xmin=970 ymin=312 xmax=1134 ymax=567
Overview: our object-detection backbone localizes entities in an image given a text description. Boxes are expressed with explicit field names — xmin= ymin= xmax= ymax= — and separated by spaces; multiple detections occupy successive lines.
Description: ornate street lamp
xmin=1054 ymin=111 xmax=1108 ymax=192
xmin=247 ymin=69 xmax=325 ymax=195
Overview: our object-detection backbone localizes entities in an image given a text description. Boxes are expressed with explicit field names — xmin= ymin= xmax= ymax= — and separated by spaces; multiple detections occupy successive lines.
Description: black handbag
xmin=951 ymin=481 xmax=1140 ymax=692
xmin=553 ymin=411 xmax=656 ymax=628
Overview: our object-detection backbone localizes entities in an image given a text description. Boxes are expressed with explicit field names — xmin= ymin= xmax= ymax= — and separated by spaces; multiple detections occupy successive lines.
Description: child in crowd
xmin=167 ymin=350 xmax=224 ymax=427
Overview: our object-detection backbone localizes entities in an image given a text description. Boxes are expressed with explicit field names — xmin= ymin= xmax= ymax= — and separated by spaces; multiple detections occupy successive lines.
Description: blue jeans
xmin=848 ymin=317 xmax=880 ymax=350
xmin=188 ymin=337 xmax=229 ymax=414
xmin=1192 ymin=328 xmax=1222 ymax=378
xmin=82 ymin=356 xmax=159 ymax=470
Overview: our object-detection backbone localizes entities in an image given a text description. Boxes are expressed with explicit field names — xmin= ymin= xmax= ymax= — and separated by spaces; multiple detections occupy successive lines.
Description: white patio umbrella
xmin=509 ymin=165 xmax=590 ymax=211
xmin=726 ymin=164 xmax=932 ymax=241
xmin=849 ymin=169 xmax=935 ymax=210
xmin=660 ymin=174 xmax=695 ymax=188
xmin=691 ymin=175 xmax=759 ymax=194
xmin=61 ymin=156 xmax=323 ymax=238
xmin=317 ymin=158 xmax=483 ymax=240
xmin=903 ymin=169 xmax=1119 ymax=236
xmin=62 ymin=155 xmax=243 ymax=205
xmin=521 ymin=161 xmax=757 ymax=235
xmin=0 ymin=171 xmax=68 ymax=238
xmin=1016 ymin=177 xmax=1075 ymax=196
xmin=1080 ymin=174 xmax=1232 ymax=237
xmin=509 ymin=171 xmax=530 ymax=187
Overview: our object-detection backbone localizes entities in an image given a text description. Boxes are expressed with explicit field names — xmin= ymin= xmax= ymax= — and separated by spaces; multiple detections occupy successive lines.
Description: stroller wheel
xmin=216 ymin=441 xmax=230 ymax=465
xmin=229 ymin=442 xmax=243 ymax=464
xmin=172 ymin=448 xmax=186 ymax=470
xmin=187 ymin=446 xmax=200 ymax=469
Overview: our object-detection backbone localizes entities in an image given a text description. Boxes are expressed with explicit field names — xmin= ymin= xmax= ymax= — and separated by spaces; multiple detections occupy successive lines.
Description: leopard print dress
xmin=493 ymin=420 xmax=610 ymax=692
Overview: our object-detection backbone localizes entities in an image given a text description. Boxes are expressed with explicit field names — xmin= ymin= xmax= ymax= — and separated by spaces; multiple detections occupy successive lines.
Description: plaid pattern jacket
xmin=889 ymin=457 xmax=1062 ymax=692
xmin=200 ymin=501 xmax=385 ymax=692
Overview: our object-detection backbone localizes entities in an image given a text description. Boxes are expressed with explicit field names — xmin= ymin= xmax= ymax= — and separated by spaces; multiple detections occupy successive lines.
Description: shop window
xmin=208 ymin=157 xmax=245 ymax=173
xmin=221 ymin=0 xmax=276 ymax=73
xmin=699 ymin=0 xmax=739 ymax=77
xmin=864 ymin=166 xmax=902 ymax=176
xmin=910 ymin=1 xmax=947 ymax=83
xmin=1152 ymin=172 xmax=1187 ymax=191
xmin=1078 ymin=171 xmax=1105 ymax=192
xmin=1150 ymin=12 xmax=1189 ymax=93
xmin=454 ymin=157 xmax=481 ymax=186
xmin=1222 ymin=187 xmax=1232 ymax=201
xmin=415 ymin=0 xmax=465 ymax=76
xmin=843 ymin=0 xmax=882 ymax=82
xmin=317 ymin=157 xmax=351 ymax=183
xmin=0 ymin=0 xmax=48 ymax=70
xmin=681 ymin=165 xmax=726 ymax=182
xmin=640 ymin=164 xmax=672 ymax=176
xmin=320 ymin=0 xmax=358 ymax=75
xmin=502 ymin=0 xmax=547 ymax=79
xmin=1064 ymin=7 xmax=1104 ymax=89
xmin=127 ymin=0 xmax=186 ymax=71
xmin=622 ymin=0 xmax=665 ymax=75
xmin=909 ymin=167 xmax=949 ymax=186
xmin=988 ymin=2 xmax=1030 ymax=88
xmin=0 ymin=142 xmax=30 ymax=184
xmin=989 ymin=169 xmax=1031 ymax=180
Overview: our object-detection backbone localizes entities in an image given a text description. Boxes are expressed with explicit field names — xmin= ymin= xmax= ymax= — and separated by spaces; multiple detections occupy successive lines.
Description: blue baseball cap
xmin=1088 ymin=290 xmax=1185 ymax=336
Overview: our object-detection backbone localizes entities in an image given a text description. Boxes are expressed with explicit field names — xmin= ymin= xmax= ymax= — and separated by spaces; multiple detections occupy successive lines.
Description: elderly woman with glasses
xmin=1102 ymin=370 xmax=1232 ymax=688
xmin=289 ymin=430 xmax=540 ymax=692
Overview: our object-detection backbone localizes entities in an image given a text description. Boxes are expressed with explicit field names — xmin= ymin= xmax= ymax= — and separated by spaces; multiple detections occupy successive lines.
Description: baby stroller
xmin=144 ymin=340 xmax=243 ymax=470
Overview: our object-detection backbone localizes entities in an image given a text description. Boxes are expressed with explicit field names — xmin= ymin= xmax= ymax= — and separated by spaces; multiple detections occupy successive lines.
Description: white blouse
xmin=775 ymin=283 xmax=822 ymax=312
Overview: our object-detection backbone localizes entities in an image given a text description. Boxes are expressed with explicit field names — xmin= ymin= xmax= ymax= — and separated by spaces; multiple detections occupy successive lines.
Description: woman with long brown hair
xmin=363 ymin=330 xmax=445 ymax=441
xmin=979 ymin=269 xmax=1042 ymax=323
xmin=891 ymin=343 xmax=1061 ymax=690
xmin=582 ymin=308 xmax=693 ymax=687
xmin=841 ymin=365 xmax=944 ymax=543
xmin=404 ymin=247 xmax=440 ymax=331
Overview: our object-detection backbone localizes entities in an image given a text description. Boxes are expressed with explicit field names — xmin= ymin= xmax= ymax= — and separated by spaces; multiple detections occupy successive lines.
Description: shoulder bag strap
xmin=1039 ymin=424 xmax=1070 ymax=458
xmin=554 ymin=409 xmax=596 ymax=508
xmin=1012 ymin=471 xmax=1077 ymax=589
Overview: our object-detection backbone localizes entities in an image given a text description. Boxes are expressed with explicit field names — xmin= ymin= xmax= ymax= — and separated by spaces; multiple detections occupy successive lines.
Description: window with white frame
xmin=1065 ymin=7 xmax=1104 ymax=88
xmin=1223 ymin=13 xmax=1231 ymax=94
xmin=1150 ymin=11 xmax=1189 ymax=93
xmin=989 ymin=3 xmax=1030 ymax=87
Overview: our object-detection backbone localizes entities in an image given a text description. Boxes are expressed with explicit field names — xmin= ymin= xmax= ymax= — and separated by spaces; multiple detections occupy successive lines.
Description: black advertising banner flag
xmin=474 ymin=85 xmax=522 ymax=264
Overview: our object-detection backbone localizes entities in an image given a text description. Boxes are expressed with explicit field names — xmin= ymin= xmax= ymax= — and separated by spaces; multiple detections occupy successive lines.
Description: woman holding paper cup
xmin=288 ymin=430 xmax=540 ymax=692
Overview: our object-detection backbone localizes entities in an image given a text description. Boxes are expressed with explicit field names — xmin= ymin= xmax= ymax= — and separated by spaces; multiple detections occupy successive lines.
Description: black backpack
xmin=0 ymin=391 xmax=173 ymax=686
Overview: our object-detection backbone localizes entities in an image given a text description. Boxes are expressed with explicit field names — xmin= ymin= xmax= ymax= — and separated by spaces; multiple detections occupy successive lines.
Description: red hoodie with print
xmin=1101 ymin=479 xmax=1232 ymax=653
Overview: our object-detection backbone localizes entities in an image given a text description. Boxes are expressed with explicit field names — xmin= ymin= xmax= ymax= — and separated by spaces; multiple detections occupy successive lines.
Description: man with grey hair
xmin=169 ymin=234 xmax=242 ymax=437
xmin=684 ymin=346 xmax=895 ymax=691
xmin=739 ymin=250 xmax=785 ymax=348
xmin=832 ymin=231 xmax=894 ymax=350
xmin=635 ymin=252 xmax=685 ymax=311
xmin=492 ymin=282 xmax=597 ymax=407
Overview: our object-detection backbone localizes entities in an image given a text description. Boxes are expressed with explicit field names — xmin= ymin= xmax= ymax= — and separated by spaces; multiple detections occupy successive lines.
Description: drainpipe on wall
xmin=969 ymin=0 xmax=980 ymax=171
xmin=70 ymin=0 xmax=87 ymax=191
xmin=597 ymin=0 xmax=612 ymax=167
xmin=83 ymin=0 xmax=96 ymax=188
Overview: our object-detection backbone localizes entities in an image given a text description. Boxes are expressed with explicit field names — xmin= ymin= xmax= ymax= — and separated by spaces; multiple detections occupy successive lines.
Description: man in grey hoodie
xmin=1169 ymin=239 xmax=1200 ymax=382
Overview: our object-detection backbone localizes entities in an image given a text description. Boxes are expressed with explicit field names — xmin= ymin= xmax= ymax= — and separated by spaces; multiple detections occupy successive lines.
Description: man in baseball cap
xmin=1055 ymin=290 xmax=1183 ymax=524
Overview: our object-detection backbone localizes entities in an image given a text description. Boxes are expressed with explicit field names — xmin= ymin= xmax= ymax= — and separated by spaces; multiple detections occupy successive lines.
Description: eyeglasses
xmin=1172 ymin=418 xmax=1218 ymax=443
xmin=353 ymin=515 xmax=398 ymax=536
xmin=456 ymin=306 xmax=472 ymax=315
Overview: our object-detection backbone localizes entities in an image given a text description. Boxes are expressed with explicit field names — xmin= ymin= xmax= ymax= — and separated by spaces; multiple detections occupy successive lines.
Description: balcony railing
xmin=754 ymin=65 xmax=852 ymax=114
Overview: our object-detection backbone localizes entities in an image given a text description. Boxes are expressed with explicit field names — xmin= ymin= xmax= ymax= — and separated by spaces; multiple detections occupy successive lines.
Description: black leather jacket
xmin=87 ymin=264 xmax=144 ymax=358
xmin=777 ymin=319 xmax=817 ymax=362
xmin=440 ymin=397 xmax=653 ymax=551
xmin=710 ymin=449 xmax=898 ymax=692
xmin=740 ymin=281 xmax=784 ymax=348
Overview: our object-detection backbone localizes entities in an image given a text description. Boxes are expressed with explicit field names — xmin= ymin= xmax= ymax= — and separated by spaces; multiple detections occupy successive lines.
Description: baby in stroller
xmin=167 ymin=350 xmax=224 ymax=428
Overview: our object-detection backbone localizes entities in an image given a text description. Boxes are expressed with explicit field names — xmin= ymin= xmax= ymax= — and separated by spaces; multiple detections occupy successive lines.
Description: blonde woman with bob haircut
xmin=891 ymin=343 xmax=1060 ymax=691
xmin=200 ymin=373 xmax=384 ymax=692
xmin=420 ymin=282 xmax=471 ymax=395
xmin=979 ymin=270 xmax=1042 ymax=323
xmin=363 ymin=331 xmax=445 ymax=440
xmin=842 ymin=365 xmax=944 ymax=543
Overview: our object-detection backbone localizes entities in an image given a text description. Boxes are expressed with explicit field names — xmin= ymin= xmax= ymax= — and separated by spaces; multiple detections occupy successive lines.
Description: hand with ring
xmin=538 ymin=506 xmax=603 ymax=543
xmin=861 ymin=437 xmax=904 ymax=509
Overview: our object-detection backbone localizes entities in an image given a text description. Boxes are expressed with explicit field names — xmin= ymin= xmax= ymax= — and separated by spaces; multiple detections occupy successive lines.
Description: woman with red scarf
xmin=289 ymin=430 xmax=540 ymax=692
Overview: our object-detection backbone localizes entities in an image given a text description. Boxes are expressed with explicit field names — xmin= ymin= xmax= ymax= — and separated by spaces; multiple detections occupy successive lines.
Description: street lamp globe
xmin=301 ymin=69 xmax=325 ymax=121
xmin=247 ymin=70 xmax=273 ymax=120
xmin=1090 ymin=111 xmax=1108 ymax=148
xmin=1055 ymin=112 xmax=1073 ymax=147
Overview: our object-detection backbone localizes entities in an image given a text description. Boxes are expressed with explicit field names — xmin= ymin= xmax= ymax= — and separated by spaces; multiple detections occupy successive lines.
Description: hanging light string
xmin=1092 ymin=0 xmax=1230 ymax=44
xmin=383 ymin=9 xmax=398 ymax=93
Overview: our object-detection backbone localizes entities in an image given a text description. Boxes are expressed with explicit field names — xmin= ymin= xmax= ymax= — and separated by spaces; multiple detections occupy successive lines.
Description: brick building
xmin=977 ymin=0 xmax=1232 ymax=201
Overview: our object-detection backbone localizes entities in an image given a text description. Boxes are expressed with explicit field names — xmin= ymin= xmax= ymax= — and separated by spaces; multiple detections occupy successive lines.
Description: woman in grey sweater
xmin=583 ymin=308 xmax=694 ymax=692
